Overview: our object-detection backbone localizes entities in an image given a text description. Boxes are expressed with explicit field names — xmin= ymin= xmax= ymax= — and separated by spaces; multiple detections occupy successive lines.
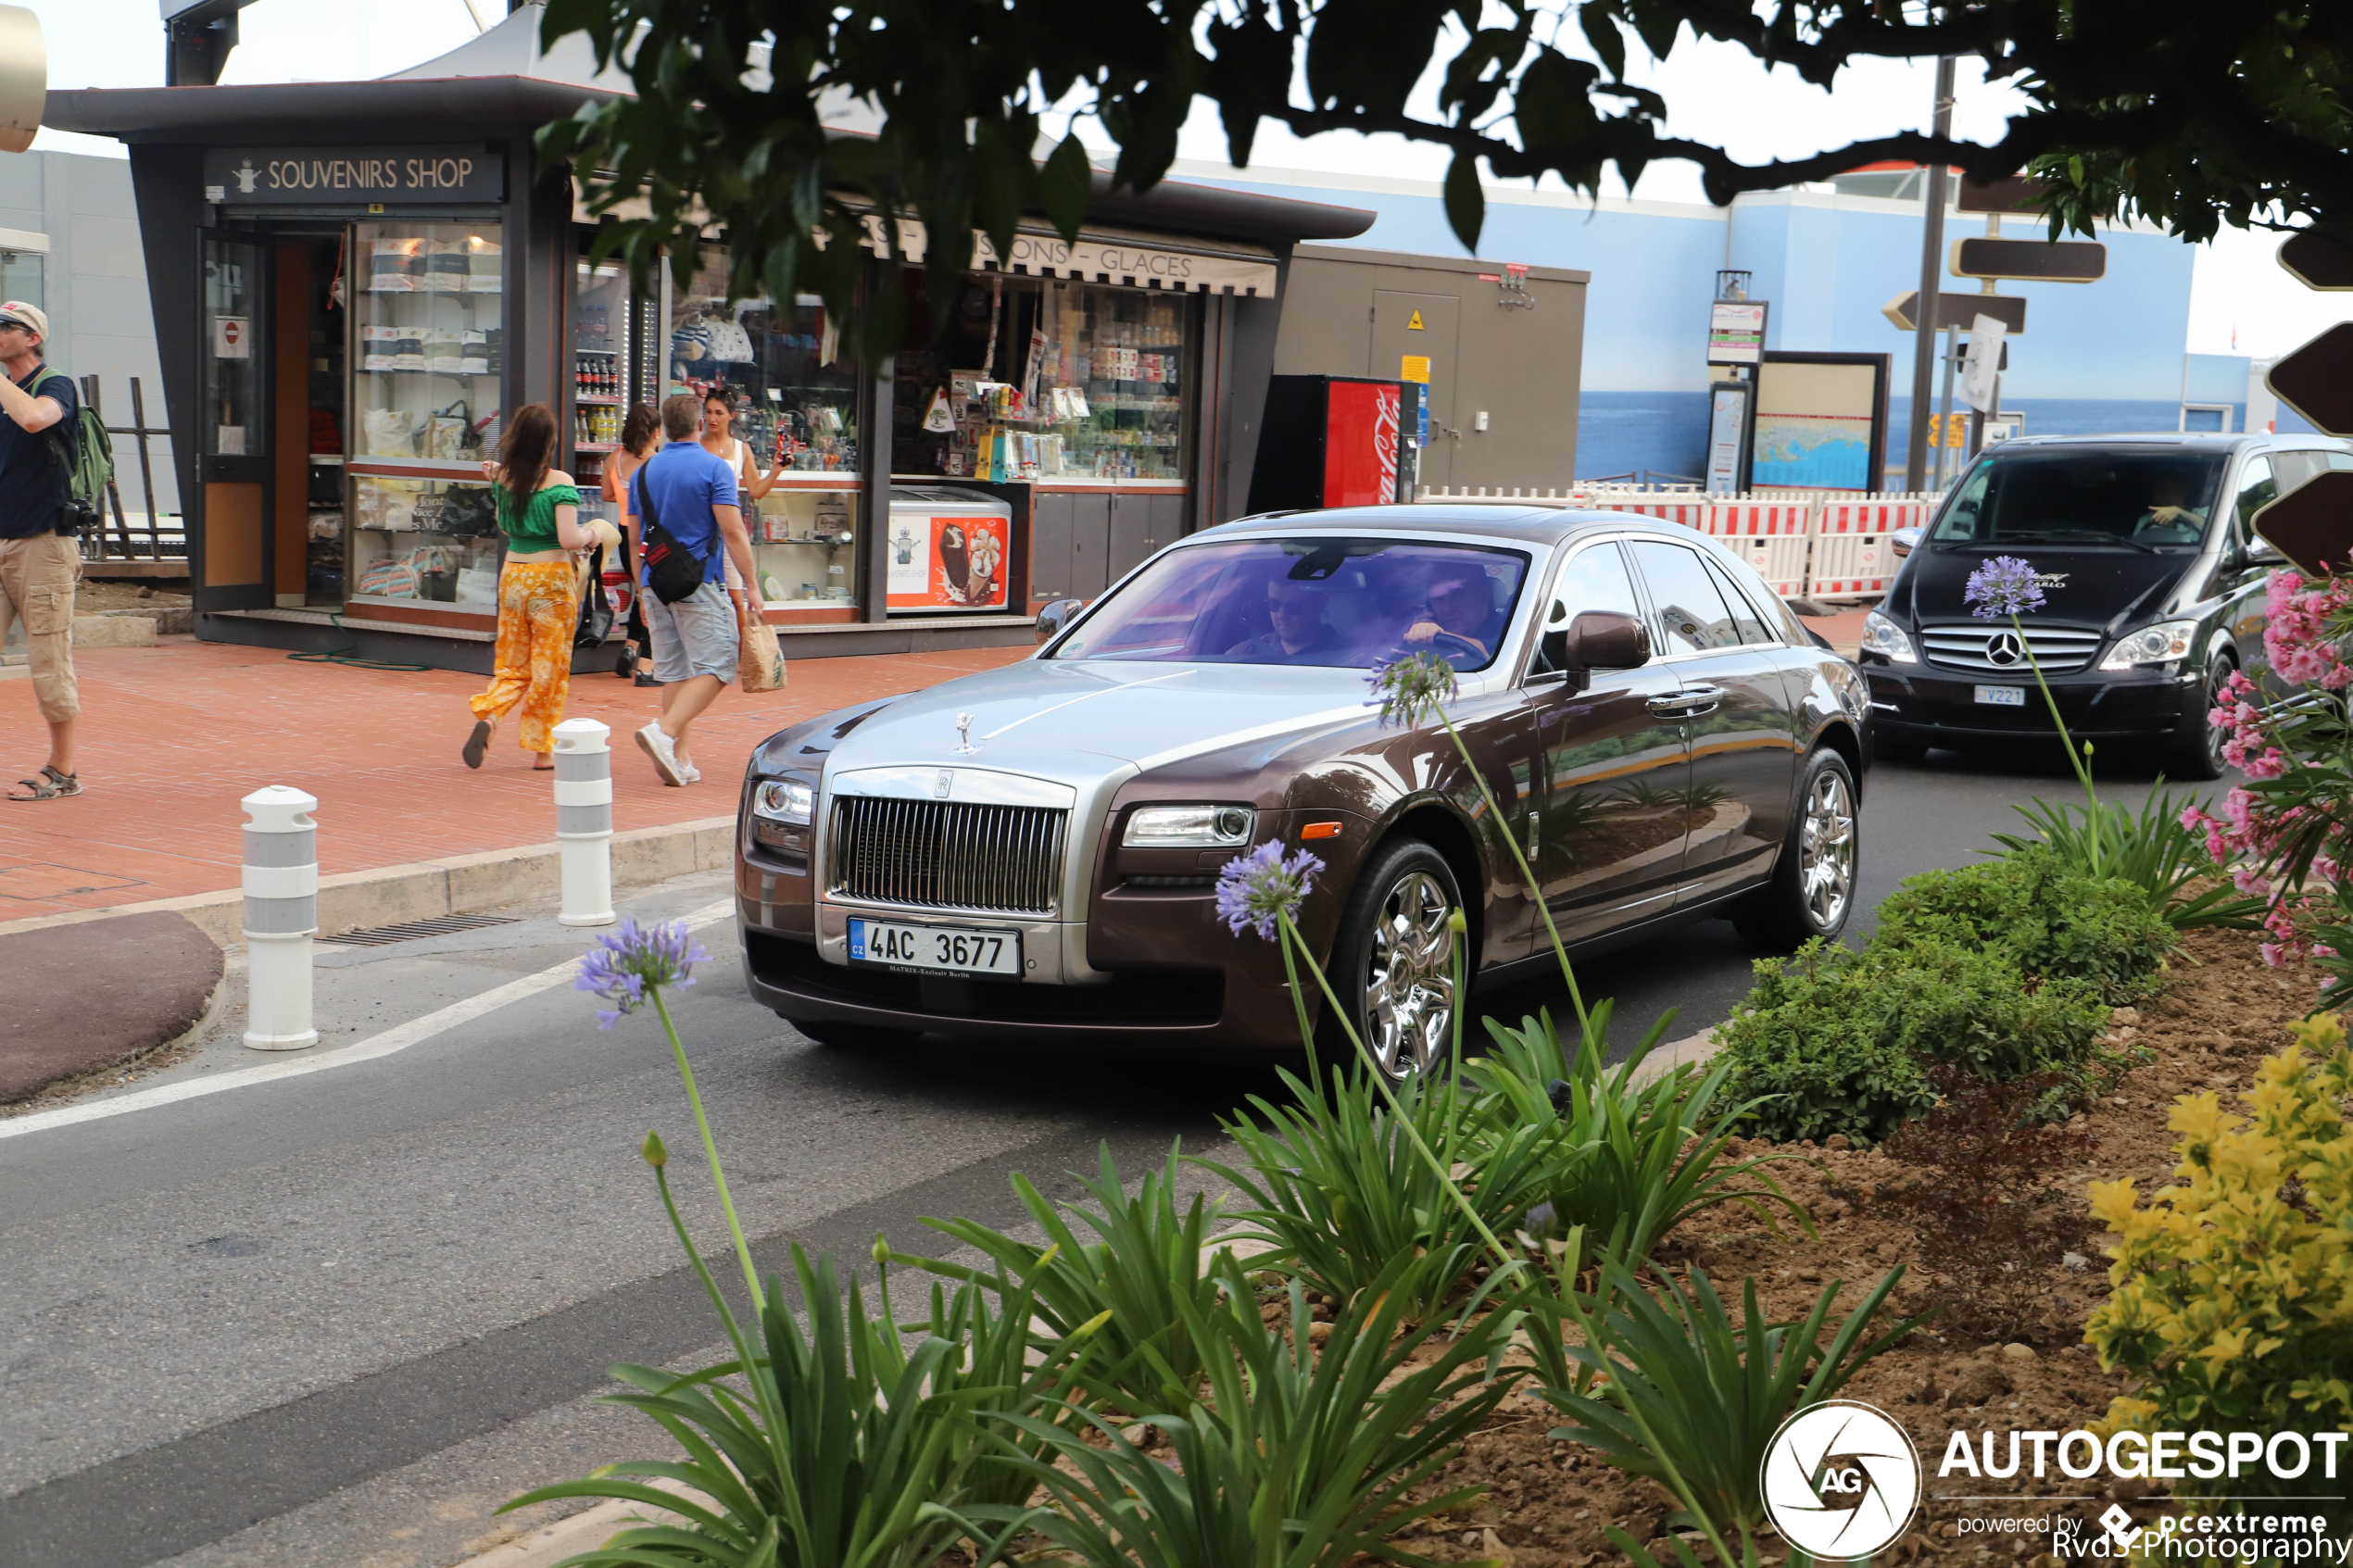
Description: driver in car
xmin=1227 ymin=576 xmax=1348 ymax=662
xmin=2133 ymin=474 xmax=2208 ymax=542
xmin=1399 ymin=565 xmax=1502 ymax=663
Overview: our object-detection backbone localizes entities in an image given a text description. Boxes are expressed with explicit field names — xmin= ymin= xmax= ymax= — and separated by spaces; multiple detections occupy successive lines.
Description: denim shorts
xmin=643 ymin=580 xmax=739 ymax=684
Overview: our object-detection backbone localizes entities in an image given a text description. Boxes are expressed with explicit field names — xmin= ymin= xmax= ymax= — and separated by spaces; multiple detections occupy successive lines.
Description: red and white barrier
xmin=1413 ymin=485 xmax=1939 ymax=602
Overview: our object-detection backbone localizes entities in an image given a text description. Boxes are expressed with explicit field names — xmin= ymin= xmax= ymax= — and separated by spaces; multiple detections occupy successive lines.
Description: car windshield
xmin=1930 ymin=449 xmax=2229 ymax=548
xmin=1047 ymin=536 xmax=1532 ymax=671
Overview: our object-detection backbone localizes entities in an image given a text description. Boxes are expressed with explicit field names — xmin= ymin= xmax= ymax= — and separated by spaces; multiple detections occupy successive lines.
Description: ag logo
xmin=1759 ymin=1400 xmax=1920 ymax=1562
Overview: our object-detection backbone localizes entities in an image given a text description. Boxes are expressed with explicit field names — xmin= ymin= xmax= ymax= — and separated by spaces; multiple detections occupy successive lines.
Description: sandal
xmin=462 ymin=719 xmax=492 ymax=770
xmin=7 ymin=765 xmax=80 ymax=801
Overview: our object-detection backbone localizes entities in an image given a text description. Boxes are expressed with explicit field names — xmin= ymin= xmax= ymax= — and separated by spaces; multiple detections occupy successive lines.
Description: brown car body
xmin=735 ymin=505 xmax=1870 ymax=1050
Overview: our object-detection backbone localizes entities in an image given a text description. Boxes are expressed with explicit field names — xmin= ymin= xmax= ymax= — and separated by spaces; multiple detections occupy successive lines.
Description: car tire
xmin=780 ymin=1013 xmax=922 ymax=1049
xmin=1320 ymin=836 xmax=1464 ymax=1082
xmin=1732 ymin=748 xmax=1859 ymax=954
xmin=2170 ymin=653 xmax=2233 ymax=782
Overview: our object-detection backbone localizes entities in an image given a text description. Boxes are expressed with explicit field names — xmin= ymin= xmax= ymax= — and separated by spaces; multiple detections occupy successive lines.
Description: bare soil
xmin=1367 ymin=923 xmax=2330 ymax=1567
xmin=74 ymin=580 xmax=190 ymax=614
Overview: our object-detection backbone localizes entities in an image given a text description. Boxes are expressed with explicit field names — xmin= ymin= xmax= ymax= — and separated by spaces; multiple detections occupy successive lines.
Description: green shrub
xmin=1870 ymin=843 xmax=2174 ymax=1004
xmin=1988 ymin=785 xmax=2262 ymax=933
xmin=1718 ymin=936 xmax=2112 ymax=1146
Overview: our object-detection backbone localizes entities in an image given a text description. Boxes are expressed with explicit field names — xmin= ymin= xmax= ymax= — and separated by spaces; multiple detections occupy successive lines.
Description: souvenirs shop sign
xmin=203 ymin=146 xmax=505 ymax=206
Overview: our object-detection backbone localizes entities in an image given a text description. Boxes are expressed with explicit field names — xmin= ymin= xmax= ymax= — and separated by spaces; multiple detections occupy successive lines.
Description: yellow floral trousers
xmin=469 ymin=561 xmax=578 ymax=753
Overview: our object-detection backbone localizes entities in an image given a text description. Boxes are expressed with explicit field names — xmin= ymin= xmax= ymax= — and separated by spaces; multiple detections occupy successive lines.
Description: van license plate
xmin=1975 ymin=685 xmax=2027 ymax=707
xmin=848 ymin=918 xmax=1022 ymax=979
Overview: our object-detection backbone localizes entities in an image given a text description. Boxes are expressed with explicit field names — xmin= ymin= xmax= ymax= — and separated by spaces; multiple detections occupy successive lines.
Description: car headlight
xmin=1860 ymin=610 xmax=1918 ymax=664
xmin=2099 ymin=620 xmax=2198 ymax=671
xmin=751 ymin=779 xmax=816 ymax=824
xmin=1124 ymin=805 xmax=1256 ymax=847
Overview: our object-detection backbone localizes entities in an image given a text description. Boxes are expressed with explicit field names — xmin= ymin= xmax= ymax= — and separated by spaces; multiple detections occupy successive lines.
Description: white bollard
xmin=551 ymin=718 xmax=617 ymax=927
xmin=243 ymin=785 xmax=321 ymax=1051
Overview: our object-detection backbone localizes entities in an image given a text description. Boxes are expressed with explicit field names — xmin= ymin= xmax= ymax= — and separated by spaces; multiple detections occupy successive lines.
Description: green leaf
xmin=1582 ymin=5 xmax=1629 ymax=82
xmin=1040 ymin=133 xmax=1094 ymax=242
xmin=1444 ymin=150 xmax=1487 ymax=251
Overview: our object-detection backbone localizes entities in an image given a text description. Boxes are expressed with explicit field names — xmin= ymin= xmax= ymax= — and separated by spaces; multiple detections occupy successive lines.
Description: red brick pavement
xmin=0 ymin=636 xmax=1030 ymax=923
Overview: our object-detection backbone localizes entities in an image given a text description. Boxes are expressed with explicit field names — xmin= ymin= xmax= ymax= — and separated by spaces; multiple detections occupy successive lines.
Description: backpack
xmin=31 ymin=370 xmax=113 ymax=535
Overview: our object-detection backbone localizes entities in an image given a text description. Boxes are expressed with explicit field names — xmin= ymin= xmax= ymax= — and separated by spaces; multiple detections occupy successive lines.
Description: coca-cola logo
xmin=1372 ymin=385 xmax=1400 ymax=495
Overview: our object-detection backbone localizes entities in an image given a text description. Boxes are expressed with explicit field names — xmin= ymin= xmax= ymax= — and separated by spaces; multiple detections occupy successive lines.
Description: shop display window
xmin=353 ymin=220 xmax=503 ymax=464
xmin=350 ymin=475 xmax=504 ymax=608
xmin=748 ymin=490 xmax=861 ymax=608
xmin=894 ymin=277 xmax=1192 ymax=482
xmin=573 ymin=257 xmax=637 ymax=491
xmin=669 ymin=246 xmax=861 ymax=475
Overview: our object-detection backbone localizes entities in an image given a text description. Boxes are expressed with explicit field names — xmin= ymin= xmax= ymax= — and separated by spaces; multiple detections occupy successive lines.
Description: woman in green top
xmin=463 ymin=404 xmax=595 ymax=771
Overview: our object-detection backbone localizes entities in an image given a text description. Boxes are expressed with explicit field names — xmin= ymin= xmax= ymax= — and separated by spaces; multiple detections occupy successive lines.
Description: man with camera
xmin=0 ymin=302 xmax=83 ymax=801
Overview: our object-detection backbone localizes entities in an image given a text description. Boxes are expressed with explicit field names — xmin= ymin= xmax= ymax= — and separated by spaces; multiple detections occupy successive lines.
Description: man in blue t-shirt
xmin=0 ymin=301 xmax=84 ymax=801
xmin=624 ymin=393 xmax=762 ymax=785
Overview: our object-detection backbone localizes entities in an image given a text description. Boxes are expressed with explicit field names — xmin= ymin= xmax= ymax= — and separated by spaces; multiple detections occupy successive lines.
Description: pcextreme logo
xmin=1761 ymin=1400 xmax=1924 ymax=1562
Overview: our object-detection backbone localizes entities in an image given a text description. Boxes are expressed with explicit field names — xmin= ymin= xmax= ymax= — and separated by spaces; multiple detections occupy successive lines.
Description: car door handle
xmin=1647 ymin=686 xmax=1723 ymax=719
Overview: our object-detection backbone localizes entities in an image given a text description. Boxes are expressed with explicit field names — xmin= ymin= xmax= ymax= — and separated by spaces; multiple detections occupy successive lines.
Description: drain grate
xmin=320 ymin=913 xmax=523 ymax=947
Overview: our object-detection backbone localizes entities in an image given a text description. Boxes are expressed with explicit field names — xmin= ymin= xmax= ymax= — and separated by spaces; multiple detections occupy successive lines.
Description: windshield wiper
xmin=1989 ymin=530 xmax=2163 ymax=554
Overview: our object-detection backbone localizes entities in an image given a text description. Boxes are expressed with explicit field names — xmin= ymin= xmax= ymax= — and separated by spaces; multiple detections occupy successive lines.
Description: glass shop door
xmin=195 ymin=230 xmax=273 ymax=610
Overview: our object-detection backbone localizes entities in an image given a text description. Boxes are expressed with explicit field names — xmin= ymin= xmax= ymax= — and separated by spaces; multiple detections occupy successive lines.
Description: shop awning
xmin=855 ymin=215 xmax=1279 ymax=295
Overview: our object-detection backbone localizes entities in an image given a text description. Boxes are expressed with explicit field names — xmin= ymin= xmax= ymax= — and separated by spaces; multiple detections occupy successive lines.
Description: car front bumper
xmin=1862 ymin=659 xmax=2204 ymax=744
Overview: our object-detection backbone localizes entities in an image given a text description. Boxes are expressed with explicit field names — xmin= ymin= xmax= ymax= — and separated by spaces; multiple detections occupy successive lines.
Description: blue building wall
xmin=1199 ymin=167 xmax=2208 ymax=485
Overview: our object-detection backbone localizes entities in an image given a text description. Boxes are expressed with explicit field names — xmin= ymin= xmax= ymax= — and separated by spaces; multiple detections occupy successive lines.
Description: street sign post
xmin=2255 ymin=470 xmax=2353 ymax=580
xmin=2265 ymin=322 xmax=2353 ymax=436
xmin=1881 ymin=290 xmax=2027 ymax=334
xmin=1952 ymin=236 xmax=2108 ymax=282
xmin=2279 ymin=229 xmax=2353 ymax=291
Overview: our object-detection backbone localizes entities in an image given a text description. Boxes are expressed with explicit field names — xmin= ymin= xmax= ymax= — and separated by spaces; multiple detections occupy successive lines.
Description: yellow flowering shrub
xmin=2086 ymin=1016 xmax=2353 ymax=1518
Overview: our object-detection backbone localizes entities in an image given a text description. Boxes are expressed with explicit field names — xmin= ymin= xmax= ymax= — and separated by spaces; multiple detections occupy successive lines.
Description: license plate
xmin=848 ymin=918 xmax=1021 ymax=978
xmin=1974 ymin=684 xmax=2027 ymax=707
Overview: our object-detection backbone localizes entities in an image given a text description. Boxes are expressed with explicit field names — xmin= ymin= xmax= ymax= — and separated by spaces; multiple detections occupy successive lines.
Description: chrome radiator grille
xmin=1921 ymin=623 xmax=2104 ymax=675
xmin=827 ymin=797 xmax=1068 ymax=915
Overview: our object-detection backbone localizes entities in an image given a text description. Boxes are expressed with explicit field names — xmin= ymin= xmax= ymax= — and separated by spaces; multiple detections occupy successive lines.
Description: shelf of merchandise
xmin=577 ymin=394 xmax=623 ymax=406
xmin=575 ymin=442 xmax=618 ymax=454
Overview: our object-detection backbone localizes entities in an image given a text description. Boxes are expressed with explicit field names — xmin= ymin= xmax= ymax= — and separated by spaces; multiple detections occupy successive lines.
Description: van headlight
xmin=1124 ymin=805 xmax=1255 ymax=847
xmin=2099 ymin=621 xmax=2197 ymax=671
xmin=752 ymin=779 xmax=816 ymax=824
xmin=1860 ymin=610 xmax=1918 ymax=664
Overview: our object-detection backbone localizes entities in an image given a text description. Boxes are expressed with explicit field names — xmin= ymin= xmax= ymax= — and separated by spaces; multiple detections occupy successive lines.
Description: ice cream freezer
xmin=886 ymin=486 xmax=1014 ymax=613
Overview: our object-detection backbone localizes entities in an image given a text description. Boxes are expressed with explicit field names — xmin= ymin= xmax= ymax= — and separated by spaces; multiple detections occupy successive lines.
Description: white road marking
xmin=0 ymin=900 xmax=737 ymax=1142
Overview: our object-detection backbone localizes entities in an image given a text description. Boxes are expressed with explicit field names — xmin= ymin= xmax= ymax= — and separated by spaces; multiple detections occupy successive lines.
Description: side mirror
xmin=1563 ymin=609 xmax=1650 ymax=671
xmin=1035 ymin=596 xmax=1085 ymax=644
xmin=1889 ymin=526 xmax=1924 ymax=560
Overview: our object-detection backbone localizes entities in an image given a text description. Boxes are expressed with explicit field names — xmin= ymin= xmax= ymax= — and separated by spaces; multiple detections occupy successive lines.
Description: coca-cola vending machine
xmin=1246 ymin=375 xmax=1409 ymax=513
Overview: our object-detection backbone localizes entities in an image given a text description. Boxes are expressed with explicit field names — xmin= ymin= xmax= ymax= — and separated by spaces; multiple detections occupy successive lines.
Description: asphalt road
xmin=0 ymin=736 xmax=2220 ymax=1568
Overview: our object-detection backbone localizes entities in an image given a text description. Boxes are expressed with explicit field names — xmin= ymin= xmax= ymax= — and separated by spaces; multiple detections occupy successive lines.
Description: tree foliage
xmin=537 ymin=0 xmax=2353 ymax=358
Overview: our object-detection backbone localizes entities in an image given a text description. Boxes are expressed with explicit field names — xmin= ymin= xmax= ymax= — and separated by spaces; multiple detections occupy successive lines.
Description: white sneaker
xmin=677 ymin=761 xmax=702 ymax=784
xmin=635 ymin=721 xmax=685 ymax=786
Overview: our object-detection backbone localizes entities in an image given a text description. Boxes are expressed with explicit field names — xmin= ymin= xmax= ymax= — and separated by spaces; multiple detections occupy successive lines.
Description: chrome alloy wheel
xmin=1798 ymin=768 xmax=1856 ymax=931
xmin=1360 ymin=870 xmax=1457 ymax=1080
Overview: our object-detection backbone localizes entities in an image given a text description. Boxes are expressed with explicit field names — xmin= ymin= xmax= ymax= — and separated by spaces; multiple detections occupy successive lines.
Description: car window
xmin=2233 ymin=457 xmax=2276 ymax=533
xmin=1626 ymin=539 xmax=1743 ymax=655
xmin=1703 ymin=558 xmax=1776 ymax=645
xmin=1046 ymin=536 xmax=1531 ymax=671
xmin=1928 ymin=449 xmax=2227 ymax=547
xmin=2271 ymin=451 xmax=2324 ymax=493
xmin=2329 ymin=451 xmax=2353 ymax=472
xmin=1528 ymin=542 xmax=1640 ymax=677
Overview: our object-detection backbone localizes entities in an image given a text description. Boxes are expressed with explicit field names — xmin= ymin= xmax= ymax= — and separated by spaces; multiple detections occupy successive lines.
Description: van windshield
xmin=1046 ymin=537 xmax=1531 ymax=670
xmin=1930 ymin=450 xmax=2229 ymax=549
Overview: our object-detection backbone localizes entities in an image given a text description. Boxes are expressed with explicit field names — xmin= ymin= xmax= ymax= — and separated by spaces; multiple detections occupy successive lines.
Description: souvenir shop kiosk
xmin=48 ymin=31 xmax=1372 ymax=671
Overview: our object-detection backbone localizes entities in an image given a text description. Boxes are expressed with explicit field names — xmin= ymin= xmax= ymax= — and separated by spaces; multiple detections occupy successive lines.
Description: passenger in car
xmin=1226 ymin=576 xmax=1349 ymax=662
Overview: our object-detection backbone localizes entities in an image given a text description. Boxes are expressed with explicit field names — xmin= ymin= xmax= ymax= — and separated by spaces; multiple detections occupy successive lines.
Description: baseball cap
xmin=0 ymin=301 xmax=46 ymax=342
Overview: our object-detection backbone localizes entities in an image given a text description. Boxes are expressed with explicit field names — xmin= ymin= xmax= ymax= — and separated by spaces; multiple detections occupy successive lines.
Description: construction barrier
xmin=1412 ymin=485 xmax=1939 ymax=602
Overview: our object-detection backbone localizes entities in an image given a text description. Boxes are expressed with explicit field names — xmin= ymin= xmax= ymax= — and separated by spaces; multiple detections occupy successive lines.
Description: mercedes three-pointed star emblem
xmin=1984 ymin=631 xmax=2026 ymax=668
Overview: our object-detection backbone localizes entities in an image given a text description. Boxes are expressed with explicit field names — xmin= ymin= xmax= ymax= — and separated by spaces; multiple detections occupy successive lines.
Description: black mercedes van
xmin=1859 ymin=433 xmax=2353 ymax=778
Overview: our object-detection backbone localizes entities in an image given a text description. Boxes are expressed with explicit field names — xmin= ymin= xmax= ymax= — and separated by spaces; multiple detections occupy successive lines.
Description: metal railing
xmin=78 ymin=374 xmax=182 ymax=563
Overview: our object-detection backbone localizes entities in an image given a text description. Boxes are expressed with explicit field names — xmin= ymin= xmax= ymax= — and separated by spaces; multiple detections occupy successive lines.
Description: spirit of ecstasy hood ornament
xmin=954 ymin=712 xmax=978 ymax=754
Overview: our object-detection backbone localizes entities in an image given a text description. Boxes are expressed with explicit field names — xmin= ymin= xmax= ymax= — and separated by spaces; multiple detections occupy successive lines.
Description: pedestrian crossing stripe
xmin=1407 ymin=310 xmax=1425 ymax=331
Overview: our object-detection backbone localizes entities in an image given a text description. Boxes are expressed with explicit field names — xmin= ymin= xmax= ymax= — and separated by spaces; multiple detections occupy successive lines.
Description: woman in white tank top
xmin=699 ymin=388 xmax=774 ymax=594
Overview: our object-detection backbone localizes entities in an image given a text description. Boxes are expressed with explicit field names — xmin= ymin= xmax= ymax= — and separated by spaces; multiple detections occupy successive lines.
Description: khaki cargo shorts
xmin=0 ymin=533 xmax=81 ymax=722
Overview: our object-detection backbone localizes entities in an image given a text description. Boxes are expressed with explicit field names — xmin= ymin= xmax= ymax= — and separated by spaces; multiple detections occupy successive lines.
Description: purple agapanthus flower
xmin=1964 ymin=556 xmax=2045 ymax=621
xmin=1366 ymin=650 xmax=1459 ymax=728
xmin=577 ymin=918 xmax=711 ymax=1028
xmin=1215 ymin=840 xmax=1327 ymax=939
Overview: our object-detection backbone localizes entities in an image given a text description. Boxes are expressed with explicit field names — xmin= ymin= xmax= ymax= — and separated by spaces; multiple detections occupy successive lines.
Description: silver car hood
xmin=827 ymin=658 xmax=1453 ymax=777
